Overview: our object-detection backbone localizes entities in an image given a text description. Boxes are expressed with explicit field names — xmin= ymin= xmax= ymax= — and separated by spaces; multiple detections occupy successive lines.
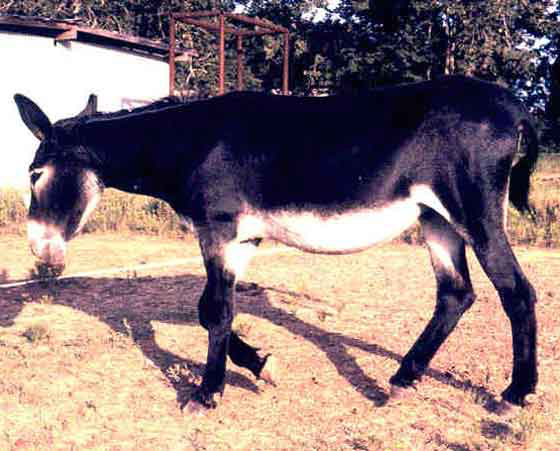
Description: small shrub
xmin=22 ymin=324 xmax=50 ymax=343
xmin=29 ymin=261 xmax=64 ymax=281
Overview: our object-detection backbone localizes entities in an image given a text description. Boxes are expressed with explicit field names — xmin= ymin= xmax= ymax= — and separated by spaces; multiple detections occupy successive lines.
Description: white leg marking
xmin=236 ymin=214 xmax=266 ymax=242
xmin=426 ymin=239 xmax=456 ymax=274
xmin=503 ymin=179 xmax=510 ymax=232
xmin=223 ymin=241 xmax=257 ymax=279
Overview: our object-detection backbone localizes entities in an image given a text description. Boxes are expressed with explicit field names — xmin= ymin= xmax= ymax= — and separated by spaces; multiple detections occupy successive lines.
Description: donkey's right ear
xmin=77 ymin=94 xmax=98 ymax=117
xmin=13 ymin=94 xmax=52 ymax=141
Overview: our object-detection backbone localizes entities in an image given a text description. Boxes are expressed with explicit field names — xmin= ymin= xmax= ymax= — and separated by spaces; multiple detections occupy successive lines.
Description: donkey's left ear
xmin=13 ymin=94 xmax=52 ymax=141
xmin=78 ymin=94 xmax=98 ymax=117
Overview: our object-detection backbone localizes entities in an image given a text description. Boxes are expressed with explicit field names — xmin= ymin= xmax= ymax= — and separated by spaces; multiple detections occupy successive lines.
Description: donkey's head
xmin=14 ymin=94 xmax=103 ymax=268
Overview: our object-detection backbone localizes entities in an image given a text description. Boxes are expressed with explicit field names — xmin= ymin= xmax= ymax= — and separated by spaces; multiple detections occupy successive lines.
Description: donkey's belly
xmin=236 ymin=185 xmax=450 ymax=254
xmin=265 ymin=201 xmax=421 ymax=254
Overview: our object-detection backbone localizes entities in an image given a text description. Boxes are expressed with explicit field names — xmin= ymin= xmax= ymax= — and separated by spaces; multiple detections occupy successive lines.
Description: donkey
xmin=14 ymin=75 xmax=538 ymax=411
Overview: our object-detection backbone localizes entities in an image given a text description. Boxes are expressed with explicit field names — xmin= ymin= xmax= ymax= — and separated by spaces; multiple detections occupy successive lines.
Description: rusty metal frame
xmin=169 ymin=11 xmax=290 ymax=96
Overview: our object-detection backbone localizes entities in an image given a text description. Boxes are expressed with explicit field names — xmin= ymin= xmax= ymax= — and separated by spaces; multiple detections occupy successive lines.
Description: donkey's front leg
xmin=190 ymin=217 xmax=259 ymax=410
xmin=190 ymin=252 xmax=236 ymax=409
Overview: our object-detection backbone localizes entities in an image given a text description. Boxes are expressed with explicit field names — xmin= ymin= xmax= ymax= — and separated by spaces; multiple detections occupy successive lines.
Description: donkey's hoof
xmin=501 ymin=384 xmax=536 ymax=407
xmin=186 ymin=399 xmax=211 ymax=416
xmin=258 ymin=354 xmax=278 ymax=386
xmin=185 ymin=388 xmax=218 ymax=414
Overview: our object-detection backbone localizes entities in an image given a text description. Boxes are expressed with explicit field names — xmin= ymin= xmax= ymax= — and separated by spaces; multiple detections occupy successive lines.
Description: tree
xmin=3 ymin=0 xmax=558 ymax=118
xmin=327 ymin=1 xmax=553 ymax=92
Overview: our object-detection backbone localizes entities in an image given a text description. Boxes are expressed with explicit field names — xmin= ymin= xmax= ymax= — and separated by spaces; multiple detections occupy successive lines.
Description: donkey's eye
xmin=30 ymin=171 xmax=42 ymax=185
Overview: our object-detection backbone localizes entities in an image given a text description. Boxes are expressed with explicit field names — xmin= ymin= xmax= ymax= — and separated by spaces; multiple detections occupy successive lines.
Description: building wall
xmin=1 ymin=31 xmax=169 ymax=187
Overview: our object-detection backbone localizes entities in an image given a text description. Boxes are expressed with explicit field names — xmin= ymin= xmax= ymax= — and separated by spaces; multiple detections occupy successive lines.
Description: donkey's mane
xmin=85 ymin=96 xmax=190 ymax=122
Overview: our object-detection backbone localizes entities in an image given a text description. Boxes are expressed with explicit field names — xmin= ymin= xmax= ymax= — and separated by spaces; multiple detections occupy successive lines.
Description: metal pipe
xmin=283 ymin=32 xmax=289 ymax=95
xmin=237 ymin=35 xmax=244 ymax=91
xmin=224 ymin=13 xmax=289 ymax=33
xmin=181 ymin=17 xmax=241 ymax=35
xmin=218 ymin=14 xmax=225 ymax=95
xmin=173 ymin=11 xmax=221 ymax=19
xmin=169 ymin=16 xmax=176 ymax=96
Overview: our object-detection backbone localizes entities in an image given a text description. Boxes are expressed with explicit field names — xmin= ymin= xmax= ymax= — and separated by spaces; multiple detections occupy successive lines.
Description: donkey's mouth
xmin=27 ymin=221 xmax=67 ymax=269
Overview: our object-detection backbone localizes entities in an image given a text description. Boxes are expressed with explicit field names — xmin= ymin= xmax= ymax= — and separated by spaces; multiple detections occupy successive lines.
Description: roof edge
xmin=0 ymin=15 xmax=195 ymax=61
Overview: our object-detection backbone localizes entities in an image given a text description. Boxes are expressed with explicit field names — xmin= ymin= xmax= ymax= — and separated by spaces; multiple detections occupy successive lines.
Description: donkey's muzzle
xmin=27 ymin=221 xmax=67 ymax=268
xmin=33 ymin=240 xmax=66 ymax=268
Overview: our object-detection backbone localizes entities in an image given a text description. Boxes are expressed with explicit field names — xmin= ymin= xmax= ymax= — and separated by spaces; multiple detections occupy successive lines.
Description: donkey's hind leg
xmin=470 ymin=219 xmax=537 ymax=406
xmin=390 ymin=210 xmax=475 ymax=392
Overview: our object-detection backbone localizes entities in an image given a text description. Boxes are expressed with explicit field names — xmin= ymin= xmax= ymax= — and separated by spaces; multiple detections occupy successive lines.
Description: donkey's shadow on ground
xmin=0 ymin=273 xmax=504 ymax=413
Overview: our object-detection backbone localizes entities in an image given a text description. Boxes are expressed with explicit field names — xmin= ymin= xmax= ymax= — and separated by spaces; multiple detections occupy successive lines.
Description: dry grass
xmin=1 ymin=234 xmax=559 ymax=450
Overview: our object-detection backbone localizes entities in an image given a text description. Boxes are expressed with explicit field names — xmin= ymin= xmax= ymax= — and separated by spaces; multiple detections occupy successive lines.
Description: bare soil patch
xmin=0 ymin=233 xmax=559 ymax=450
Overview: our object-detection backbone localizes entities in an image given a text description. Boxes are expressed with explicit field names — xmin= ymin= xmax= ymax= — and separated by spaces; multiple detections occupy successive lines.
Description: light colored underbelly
xmin=237 ymin=185 xmax=450 ymax=254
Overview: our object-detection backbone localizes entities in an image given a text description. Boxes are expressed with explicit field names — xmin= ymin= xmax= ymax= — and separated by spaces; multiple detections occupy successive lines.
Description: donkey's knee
xmin=198 ymin=271 xmax=235 ymax=330
xmin=497 ymin=272 xmax=537 ymax=321
xmin=437 ymin=288 xmax=475 ymax=319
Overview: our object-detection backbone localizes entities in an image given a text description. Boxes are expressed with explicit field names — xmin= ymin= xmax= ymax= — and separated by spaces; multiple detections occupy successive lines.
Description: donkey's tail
xmin=510 ymin=119 xmax=539 ymax=213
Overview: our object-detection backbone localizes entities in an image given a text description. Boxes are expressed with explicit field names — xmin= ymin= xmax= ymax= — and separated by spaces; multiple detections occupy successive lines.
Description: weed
xmin=29 ymin=261 xmax=64 ymax=282
xmin=22 ymin=324 xmax=50 ymax=343
xmin=166 ymin=362 xmax=200 ymax=385
xmin=38 ymin=295 xmax=54 ymax=305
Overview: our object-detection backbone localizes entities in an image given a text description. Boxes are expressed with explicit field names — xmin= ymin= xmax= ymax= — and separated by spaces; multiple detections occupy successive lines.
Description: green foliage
xmin=0 ymin=188 xmax=27 ymax=231
xmin=82 ymin=189 xmax=185 ymax=236
xmin=3 ymin=0 xmax=557 ymax=109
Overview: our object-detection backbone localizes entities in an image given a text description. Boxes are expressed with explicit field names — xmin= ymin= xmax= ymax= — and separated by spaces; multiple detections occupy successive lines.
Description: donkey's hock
xmin=13 ymin=75 xmax=539 ymax=413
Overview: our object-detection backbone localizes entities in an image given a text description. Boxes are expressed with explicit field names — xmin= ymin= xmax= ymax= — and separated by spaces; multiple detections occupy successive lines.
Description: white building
xmin=1 ymin=16 xmax=178 ymax=187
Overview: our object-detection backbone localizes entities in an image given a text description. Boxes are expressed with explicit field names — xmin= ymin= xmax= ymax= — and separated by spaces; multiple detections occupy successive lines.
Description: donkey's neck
xmin=80 ymin=109 xmax=195 ymax=202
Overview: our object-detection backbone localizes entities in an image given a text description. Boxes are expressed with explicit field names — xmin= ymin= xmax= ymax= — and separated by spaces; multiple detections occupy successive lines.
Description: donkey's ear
xmin=78 ymin=94 xmax=98 ymax=117
xmin=13 ymin=94 xmax=52 ymax=141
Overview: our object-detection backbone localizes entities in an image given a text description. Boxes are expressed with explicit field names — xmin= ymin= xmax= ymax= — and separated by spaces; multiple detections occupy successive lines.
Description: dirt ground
xmin=0 ymin=232 xmax=559 ymax=450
